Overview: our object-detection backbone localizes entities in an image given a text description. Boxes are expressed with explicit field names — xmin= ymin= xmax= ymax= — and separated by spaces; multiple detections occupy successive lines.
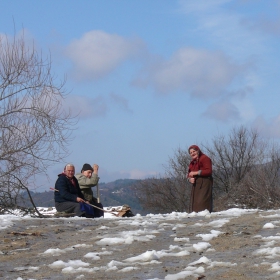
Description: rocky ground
xmin=0 ymin=210 xmax=279 ymax=280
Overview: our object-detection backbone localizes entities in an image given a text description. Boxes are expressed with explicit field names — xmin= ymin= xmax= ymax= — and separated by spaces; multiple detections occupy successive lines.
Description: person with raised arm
xmin=76 ymin=163 xmax=104 ymax=217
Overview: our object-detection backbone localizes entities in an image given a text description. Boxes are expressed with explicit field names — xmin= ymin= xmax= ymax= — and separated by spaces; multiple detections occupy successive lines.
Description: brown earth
xmin=0 ymin=210 xmax=279 ymax=280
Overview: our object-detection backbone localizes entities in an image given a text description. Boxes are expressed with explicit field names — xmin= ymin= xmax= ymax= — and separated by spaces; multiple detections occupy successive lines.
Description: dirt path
xmin=0 ymin=210 xmax=279 ymax=279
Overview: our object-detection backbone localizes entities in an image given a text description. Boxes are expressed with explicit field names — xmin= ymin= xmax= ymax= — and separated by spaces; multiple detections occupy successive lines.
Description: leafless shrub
xmin=204 ymin=126 xmax=280 ymax=210
xmin=204 ymin=126 xmax=264 ymax=194
xmin=235 ymin=148 xmax=280 ymax=209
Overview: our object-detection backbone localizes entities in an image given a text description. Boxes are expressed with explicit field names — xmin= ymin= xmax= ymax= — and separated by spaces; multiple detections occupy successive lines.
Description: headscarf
xmin=188 ymin=145 xmax=202 ymax=156
xmin=188 ymin=145 xmax=202 ymax=171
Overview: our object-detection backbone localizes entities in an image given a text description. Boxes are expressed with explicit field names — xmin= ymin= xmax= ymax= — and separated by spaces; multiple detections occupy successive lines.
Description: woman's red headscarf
xmin=188 ymin=145 xmax=202 ymax=156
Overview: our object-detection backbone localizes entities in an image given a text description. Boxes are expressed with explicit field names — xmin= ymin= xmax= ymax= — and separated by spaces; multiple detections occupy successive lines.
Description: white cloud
xmin=63 ymin=94 xmax=108 ymax=119
xmin=178 ymin=0 xmax=266 ymax=59
xmin=62 ymin=92 xmax=134 ymax=120
xmin=203 ymin=100 xmax=240 ymax=122
xmin=252 ymin=115 xmax=280 ymax=139
xmin=202 ymin=85 xmax=255 ymax=122
xmin=65 ymin=30 xmax=144 ymax=81
xmin=109 ymin=93 xmax=133 ymax=114
xmin=256 ymin=17 xmax=280 ymax=36
xmin=0 ymin=28 xmax=35 ymax=49
xmin=238 ymin=0 xmax=280 ymax=36
xmin=134 ymin=47 xmax=244 ymax=98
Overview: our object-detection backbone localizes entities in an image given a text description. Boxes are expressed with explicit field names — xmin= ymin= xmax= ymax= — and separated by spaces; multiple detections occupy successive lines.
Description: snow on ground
xmin=2 ymin=207 xmax=280 ymax=279
xmin=35 ymin=206 xmax=129 ymax=219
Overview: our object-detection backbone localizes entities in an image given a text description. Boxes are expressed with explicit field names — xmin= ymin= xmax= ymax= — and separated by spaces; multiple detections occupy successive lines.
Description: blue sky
xmin=1 ymin=0 xmax=280 ymax=188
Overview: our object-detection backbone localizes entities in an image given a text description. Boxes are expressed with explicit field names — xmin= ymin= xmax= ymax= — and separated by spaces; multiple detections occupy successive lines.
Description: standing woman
xmin=187 ymin=145 xmax=213 ymax=213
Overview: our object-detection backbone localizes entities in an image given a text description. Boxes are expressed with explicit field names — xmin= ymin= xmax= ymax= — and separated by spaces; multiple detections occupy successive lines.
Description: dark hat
xmin=81 ymin=163 xmax=93 ymax=172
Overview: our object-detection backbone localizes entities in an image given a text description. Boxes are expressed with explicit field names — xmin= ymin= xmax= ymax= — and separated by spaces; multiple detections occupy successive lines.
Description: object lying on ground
xmin=105 ymin=205 xmax=134 ymax=217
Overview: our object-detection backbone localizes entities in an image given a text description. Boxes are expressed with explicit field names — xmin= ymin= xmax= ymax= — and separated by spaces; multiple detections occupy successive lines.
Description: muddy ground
xmin=0 ymin=210 xmax=279 ymax=280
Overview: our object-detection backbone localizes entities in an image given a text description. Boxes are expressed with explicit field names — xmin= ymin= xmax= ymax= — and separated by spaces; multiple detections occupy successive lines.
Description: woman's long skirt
xmin=190 ymin=177 xmax=213 ymax=213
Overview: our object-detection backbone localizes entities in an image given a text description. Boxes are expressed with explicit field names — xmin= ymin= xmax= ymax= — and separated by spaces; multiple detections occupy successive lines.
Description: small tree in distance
xmin=0 ymin=32 xmax=76 ymax=214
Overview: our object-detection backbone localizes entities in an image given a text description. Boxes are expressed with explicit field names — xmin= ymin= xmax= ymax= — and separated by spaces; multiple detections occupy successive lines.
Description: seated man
xmin=54 ymin=163 xmax=94 ymax=217
xmin=76 ymin=163 xmax=104 ymax=217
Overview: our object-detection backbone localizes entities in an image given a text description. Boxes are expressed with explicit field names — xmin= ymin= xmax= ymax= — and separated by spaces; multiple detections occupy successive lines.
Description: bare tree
xmin=0 ymin=32 xmax=76 ymax=214
xmin=204 ymin=126 xmax=263 ymax=193
xmin=238 ymin=146 xmax=280 ymax=209
xmin=136 ymin=148 xmax=191 ymax=213
xmin=204 ymin=126 xmax=280 ymax=210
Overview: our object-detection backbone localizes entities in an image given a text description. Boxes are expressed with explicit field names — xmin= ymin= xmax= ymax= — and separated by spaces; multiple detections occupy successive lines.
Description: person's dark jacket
xmin=54 ymin=173 xmax=85 ymax=203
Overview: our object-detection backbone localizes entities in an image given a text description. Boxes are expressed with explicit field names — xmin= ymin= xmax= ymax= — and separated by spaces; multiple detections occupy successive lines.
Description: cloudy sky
xmin=1 ymin=0 xmax=280 ymax=187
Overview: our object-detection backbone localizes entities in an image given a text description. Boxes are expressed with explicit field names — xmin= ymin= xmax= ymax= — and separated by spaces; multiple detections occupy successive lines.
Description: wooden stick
xmin=96 ymin=183 xmax=100 ymax=203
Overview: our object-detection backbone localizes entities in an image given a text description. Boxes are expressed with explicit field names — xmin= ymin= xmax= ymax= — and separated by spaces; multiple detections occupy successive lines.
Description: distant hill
xmin=20 ymin=179 xmax=148 ymax=215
